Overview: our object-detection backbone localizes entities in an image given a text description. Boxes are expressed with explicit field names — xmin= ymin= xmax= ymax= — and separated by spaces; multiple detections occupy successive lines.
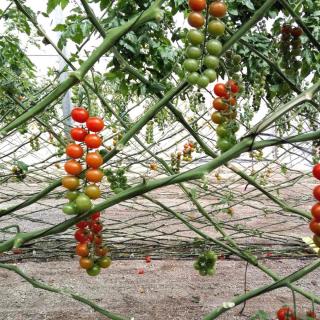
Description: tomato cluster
xmin=61 ymin=107 xmax=112 ymax=276
xmin=75 ymin=212 xmax=111 ymax=276
xmin=184 ymin=1 xmax=228 ymax=88
xmin=171 ymin=151 xmax=182 ymax=173
xmin=211 ymin=80 xmax=240 ymax=152
xmin=279 ymin=24 xmax=303 ymax=76
xmin=193 ymin=250 xmax=217 ymax=276
xmin=310 ymin=164 xmax=320 ymax=249
xmin=275 ymin=306 xmax=317 ymax=320
xmin=183 ymin=141 xmax=196 ymax=161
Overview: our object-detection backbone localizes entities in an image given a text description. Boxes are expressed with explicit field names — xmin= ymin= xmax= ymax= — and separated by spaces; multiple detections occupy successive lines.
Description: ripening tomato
xmin=85 ymin=184 xmax=101 ymax=199
xmin=86 ymin=152 xmax=103 ymax=169
xmin=91 ymin=212 xmax=101 ymax=220
xmin=188 ymin=0 xmax=206 ymax=11
xmin=214 ymin=83 xmax=228 ymax=98
xmin=84 ymin=134 xmax=102 ymax=149
xmin=228 ymin=96 xmax=237 ymax=106
xmin=188 ymin=12 xmax=205 ymax=28
xmin=213 ymin=98 xmax=228 ymax=111
xmin=211 ymin=112 xmax=225 ymax=124
xmin=79 ymin=257 xmax=94 ymax=270
xmin=93 ymin=234 xmax=103 ymax=245
xmin=95 ymin=246 xmax=108 ymax=257
xmin=86 ymin=117 xmax=104 ymax=132
xmin=277 ymin=306 xmax=295 ymax=320
xmin=76 ymin=243 xmax=89 ymax=257
xmin=66 ymin=143 xmax=84 ymax=159
xmin=86 ymin=169 xmax=104 ymax=183
xmin=90 ymin=220 xmax=103 ymax=233
xmin=64 ymin=159 xmax=83 ymax=176
xmin=311 ymin=203 xmax=320 ymax=220
xmin=86 ymin=264 xmax=101 ymax=276
xmin=98 ymin=257 xmax=112 ymax=268
xmin=310 ymin=219 xmax=320 ymax=236
xmin=313 ymin=235 xmax=320 ymax=248
xmin=62 ymin=176 xmax=80 ymax=191
xmin=209 ymin=1 xmax=227 ymax=18
xmin=313 ymin=164 xmax=320 ymax=180
xmin=71 ymin=107 xmax=89 ymax=123
xmin=76 ymin=220 xmax=89 ymax=229
xmin=70 ymin=128 xmax=88 ymax=142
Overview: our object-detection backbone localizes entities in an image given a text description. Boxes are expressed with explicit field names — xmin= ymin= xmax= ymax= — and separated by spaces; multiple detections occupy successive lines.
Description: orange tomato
xmin=86 ymin=169 xmax=104 ymax=183
xmin=64 ymin=159 xmax=83 ymax=175
xmin=209 ymin=1 xmax=227 ymax=18
xmin=79 ymin=257 xmax=94 ymax=269
xmin=212 ymin=98 xmax=228 ymax=111
xmin=76 ymin=243 xmax=89 ymax=257
xmin=86 ymin=152 xmax=103 ymax=169
xmin=188 ymin=12 xmax=205 ymax=28
xmin=95 ymin=246 xmax=108 ymax=257
xmin=66 ymin=143 xmax=84 ymax=159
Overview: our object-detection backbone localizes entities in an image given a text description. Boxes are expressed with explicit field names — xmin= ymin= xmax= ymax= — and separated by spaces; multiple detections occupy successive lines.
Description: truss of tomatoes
xmin=62 ymin=107 xmax=111 ymax=276
xmin=184 ymin=0 xmax=228 ymax=88
xmin=211 ymin=80 xmax=240 ymax=152
xmin=311 ymin=164 xmax=320 ymax=250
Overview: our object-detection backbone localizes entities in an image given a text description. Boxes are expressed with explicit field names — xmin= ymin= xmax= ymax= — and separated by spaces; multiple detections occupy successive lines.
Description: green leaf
xmin=53 ymin=24 xmax=66 ymax=32
xmin=60 ymin=0 xmax=69 ymax=9
xmin=47 ymin=0 xmax=60 ymax=14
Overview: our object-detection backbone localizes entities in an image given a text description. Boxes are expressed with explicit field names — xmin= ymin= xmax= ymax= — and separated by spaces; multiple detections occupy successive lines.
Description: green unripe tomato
xmin=65 ymin=191 xmax=78 ymax=201
xmin=193 ymin=261 xmax=200 ymax=270
xmin=205 ymin=251 xmax=217 ymax=263
xmin=199 ymin=268 xmax=207 ymax=276
xmin=62 ymin=203 xmax=77 ymax=215
xmin=197 ymin=75 xmax=209 ymax=88
xmin=203 ymin=69 xmax=217 ymax=82
xmin=230 ymin=121 xmax=240 ymax=133
xmin=207 ymin=268 xmax=215 ymax=276
xmin=204 ymin=55 xmax=219 ymax=69
xmin=187 ymin=30 xmax=204 ymax=45
xmin=217 ymin=137 xmax=234 ymax=152
xmin=208 ymin=20 xmax=225 ymax=36
xmin=206 ymin=39 xmax=222 ymax=56
xmin=86 ymin=264 xmax=101 ymax=276
xmin=75 ymin=193 xmax=92 ymax=213
xmin=216 ymin=124 xmax=229 ymax=137
xmin=187 ymin=72 xmax=200 ymax=85
xmin=186 ymin=46 xmax=202 ymax=59
xmin=183 ymin=59 xmax=199 ymax=72
xmin=98 ymin=257 xmax=112 ymax=268
xmin=232 ymin=54 xmax=241 ymax=64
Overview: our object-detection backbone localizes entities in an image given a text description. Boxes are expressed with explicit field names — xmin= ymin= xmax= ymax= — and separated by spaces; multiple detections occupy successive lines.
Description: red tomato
xmin=310 ymin=219 xmax=320 ymax=236
xmin=228 ymin=96 xmax=237 ymax=106
xmin=226 ymin=80 xmax=239 ymax=94
xmin=86 ymin=152 xmax=103 ymax=168
xmin=71 ymin=107 xmax=89 ymax=123
xmin=64 ymin=159 xmax=83 ymax=176
xmin=76 ymin=220 xmax=89 ymax=229
xmin=70 ymin=128 xmax=88 ymax=142
xmin=86 ymin=169 xmax=104 ymax=183
xmin=277 ymin=307 xmax=295 ymax=320
xmin=313 ymin=186 xmax=320 ymax=201
xmin=311 ymin=203 xmax=320 ymax=220
xmin=306 ymin=311 xmax=317 ymax=319
xmin=74 ymin=229 xmax=91 ymax=243
xmin=212 ymin=97 xmax=228 ymax=111
xmin=138 ymin=268 xmax=144 ymax=275
xmin=188 ymin=0 xmax=206 ymax=11
xmin=313 ymin=164 xmax=320 ymax=180
xmin=91 ymin=212 xmax=101 ymax=220
xmin=145 ymin=256 xmax=151 ymax=263
xmin=214 ymin=83 xmax=228 ymax=98
xmin=86 ymin=117 xmax=104 ymax=132
xmin=84 ymin=134 xmax=102 ymax=149
xmin=66 ymin=143 xmax=83 ymax=159
xmin=90 ymin=221 xmax=103 ymax=233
